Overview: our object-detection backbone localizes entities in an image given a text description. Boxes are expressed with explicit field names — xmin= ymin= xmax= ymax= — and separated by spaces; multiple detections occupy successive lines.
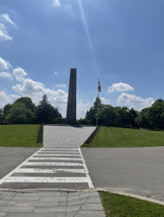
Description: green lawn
xmin=99 ymin=192 xmax=164 ymax=217
xmin=0 ymin=125 xmax=42 ymax=147
xmin=82 ymin=126 xmax=164 ymax=147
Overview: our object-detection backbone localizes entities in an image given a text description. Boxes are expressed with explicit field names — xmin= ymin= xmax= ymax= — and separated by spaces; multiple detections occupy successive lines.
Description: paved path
xmin=44 ymin=126 xmax=96 ymax=147
xmin=0 ymin=190 xmax=105 ymax=217
xmin=0 ymin=126 xmax=105 ymax=217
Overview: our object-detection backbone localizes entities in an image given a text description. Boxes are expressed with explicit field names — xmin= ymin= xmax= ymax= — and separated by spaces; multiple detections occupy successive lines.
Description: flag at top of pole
xmin=98 ymin=79 xmax=101 ymax=92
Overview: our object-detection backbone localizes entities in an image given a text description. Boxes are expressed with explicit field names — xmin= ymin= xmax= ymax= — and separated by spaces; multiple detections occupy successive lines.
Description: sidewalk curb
xmin=0 ymin=188 xmax=164 ymax=206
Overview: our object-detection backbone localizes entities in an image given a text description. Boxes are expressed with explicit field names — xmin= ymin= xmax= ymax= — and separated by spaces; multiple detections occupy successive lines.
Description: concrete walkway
xmin=0 ymin=126 xmax=106 ymax=216
xmin=0 ymin=190 xmax=105 ymax=217
xmin=43 ymin=126 xmax=96 ymax=147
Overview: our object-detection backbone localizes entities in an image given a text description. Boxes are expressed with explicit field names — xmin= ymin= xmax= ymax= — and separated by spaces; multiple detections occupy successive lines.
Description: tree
xmin=9 ymin=102 xmax=27 ymax=124
xmin=147 ymin=99 xmax=164 ymax=130
xmin=98 ymin=105 xmax=116 ymax=126
xmin=0 ymin=109 xmax=3 ymax=124
xmin=136 ymin=108 xmax=149 ymax=129
xmin=136 ymin=99 xmax=164 ymax=130
xmin=15 ymin=97 xmax=35 ymax=111
xmin=3 ymin=101 xmax=36 ymax=124
xmin=36 ymin=95 xmax=62 ymax=124
xmin=3 ymin=104 xmax=11 ymax=118
xmin=85 ymin=97 xmax=102 ymax=125
xmin=85 ymin=107 xmax=96 ymax=125
xmin=85 ymin=101 xmax=139 ymax=128
xmin=128 ymin=108 xmax=139 ymax=128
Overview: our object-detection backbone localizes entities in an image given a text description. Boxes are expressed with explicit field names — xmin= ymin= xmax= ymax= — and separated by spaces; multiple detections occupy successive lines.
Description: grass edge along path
xmin=0 ymin=125 xmax=42 ymax=147
xmin=99 ymin=191 xmax=164 ymax=217
xmin=82 ymin=126 xmax=164 ymax=148
xmin=84 ymin=126 xmax=99 ymax=144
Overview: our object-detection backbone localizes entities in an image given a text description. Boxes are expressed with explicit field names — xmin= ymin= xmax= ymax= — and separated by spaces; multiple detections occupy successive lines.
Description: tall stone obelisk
xmin=66 ymin=68 xmax=77 ymax=124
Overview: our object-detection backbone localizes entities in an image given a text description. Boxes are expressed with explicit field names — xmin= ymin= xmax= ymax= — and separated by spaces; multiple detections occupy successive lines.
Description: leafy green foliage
xmin=3 ymin=104 xmax=11 ymax=118
xmin=99 ymin=192 xmax=164 ymax=217
xmin=82 ymin=126 xmax=164 ymax=147
xmin=77 ymin=118 xmax=90 ymax=125
xmin=15 ymin=97 xmax=35 ymax=111
xmin=86 ymin=98 xmax=139 ymax=128
xmin=1 ymin=95 xmax=62 ymax=125
xmin=54 ymin=117 xmax=65 ymax=124
xmin=137 ymin=99 xmax=164 ymax=130
xmin=85 ymin=97 xmax=102 ymax=125
xmin=85 ymin=98 xmax=164 ymax=131
xmin=0 ymin=109 xmax=3 ymax=124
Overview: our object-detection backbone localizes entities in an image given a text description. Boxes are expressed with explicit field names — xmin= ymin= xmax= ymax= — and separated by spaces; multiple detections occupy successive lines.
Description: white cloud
xmin=100 ymin=97 xmax=111 ymax=104
xmin=8 ymin=64 xmax=91 ymax=119
xmin=77 ymin=100 xmax=90 ymax=119
xmin=54 ymin=72 xmax=59 ymax=75
xmin=53 ymin=0 xmax=60 ymax=7
xmin=0 ymin=23 xmax=12 ymax=41
xmin=0 ymin=57 xmax=12 ymax=69
xmin=0 ymin=72 xmax=13 ymax=80
xmin=11 ymin=71 xmax=90 ymax=118
xmin=108 ymin=82 xmax=134 ymax=93
xmin=49 ymin=90 xmax=68 ymax=117
xmin=0 ymin=13 xmax=18 ymax=28
xmin=12 ymin=78 xmax=45 ymax=96
xmin=117 ymin=93 xmax=155 ymax=111
xmin=13 ymin=67 xmax=28 ymax=82
xmin=55 ymin=84 xmax=66 ymax=88
xmin=0 ymin=91 xmax=20 ymax=108
xmin=12 ymin=76 xmax=68 ymax=117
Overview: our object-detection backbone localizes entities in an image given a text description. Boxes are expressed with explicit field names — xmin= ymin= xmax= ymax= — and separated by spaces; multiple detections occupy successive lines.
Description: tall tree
xmin=0 ymin=109 xmax=3 ymax=124
xmin=3 ymin=100 xmax=36 ymax=124
xmin=85 ymin=97 xmax=102 ymax=125
xmin=37 ymin=95 xmax=61 ymax=124
xmin=3 ymin=104 xmax=11 ymax=118
xmin=15 ymin=97 xmax=35 ymax=111
xmin=136 ymin=108 xmax=149 ymax=129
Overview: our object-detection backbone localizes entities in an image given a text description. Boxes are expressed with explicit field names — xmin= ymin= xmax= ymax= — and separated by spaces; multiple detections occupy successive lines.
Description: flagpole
xmin=96 ymin=79 xmax=99 ymax=127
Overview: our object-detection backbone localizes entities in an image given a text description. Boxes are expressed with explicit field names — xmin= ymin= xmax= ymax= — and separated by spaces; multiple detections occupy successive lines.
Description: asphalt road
xmin=1 ymin=144 xmax=164 ymax=201
xmin=0 ymin=147 xmax=40 ymax=179
xmin=82 ymin=147 xmax=164 ymax=199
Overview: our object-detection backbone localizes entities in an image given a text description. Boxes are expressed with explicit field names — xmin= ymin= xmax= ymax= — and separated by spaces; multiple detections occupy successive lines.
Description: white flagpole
xmin=96 ymin=79 xmax=99 ymax=127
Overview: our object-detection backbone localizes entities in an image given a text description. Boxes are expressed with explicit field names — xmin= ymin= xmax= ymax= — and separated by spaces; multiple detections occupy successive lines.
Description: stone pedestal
xmin=66 ymin=68 xmax=77 ymax=124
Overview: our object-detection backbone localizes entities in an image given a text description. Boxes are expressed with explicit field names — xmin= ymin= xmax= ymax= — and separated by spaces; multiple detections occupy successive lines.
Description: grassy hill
xmin=82 ymin=127 xmax=164 ymax=147
xmin=0 ymin=125 xmax=42 ymax=147
xmin=99 ymin=192 xmax=164 ymax=217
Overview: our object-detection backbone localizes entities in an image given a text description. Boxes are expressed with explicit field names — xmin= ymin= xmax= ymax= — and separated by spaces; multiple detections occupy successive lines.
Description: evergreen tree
xmin=37 ymin=95 xmax=61 ymax=124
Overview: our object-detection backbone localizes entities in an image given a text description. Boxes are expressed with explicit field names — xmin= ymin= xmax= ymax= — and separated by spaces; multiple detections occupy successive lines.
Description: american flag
xmin=98 ymin=79 xmax=101 ymax=92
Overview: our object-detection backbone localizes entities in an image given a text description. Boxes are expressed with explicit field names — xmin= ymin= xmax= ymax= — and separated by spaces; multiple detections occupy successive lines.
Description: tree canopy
xmin=1 ymin=95 xmax=62 ymax=125
xmin=80 ymin=97 xmax=164 ymax=131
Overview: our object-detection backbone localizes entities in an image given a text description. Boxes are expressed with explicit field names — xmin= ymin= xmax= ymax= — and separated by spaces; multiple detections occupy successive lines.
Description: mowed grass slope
xmin=82 ymin=127 xmax=164 ymax=147
xmin=0 ymin=125 xmax=42 ymax=147
xmin=99 ymin=192 xmax=164 ymax=217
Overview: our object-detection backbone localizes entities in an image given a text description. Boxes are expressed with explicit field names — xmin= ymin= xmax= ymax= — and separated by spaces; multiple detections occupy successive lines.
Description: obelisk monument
xmin=66 ymin=68 xmax=77 ymax=124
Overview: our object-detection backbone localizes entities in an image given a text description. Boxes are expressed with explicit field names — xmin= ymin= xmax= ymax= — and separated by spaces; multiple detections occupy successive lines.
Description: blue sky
xmin=0 ymin=0 xmax=164 ymax=118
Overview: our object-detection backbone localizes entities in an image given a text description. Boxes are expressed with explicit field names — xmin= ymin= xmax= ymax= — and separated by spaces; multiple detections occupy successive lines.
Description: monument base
xmin=66 ymin=119 xmax=77 ymax=125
